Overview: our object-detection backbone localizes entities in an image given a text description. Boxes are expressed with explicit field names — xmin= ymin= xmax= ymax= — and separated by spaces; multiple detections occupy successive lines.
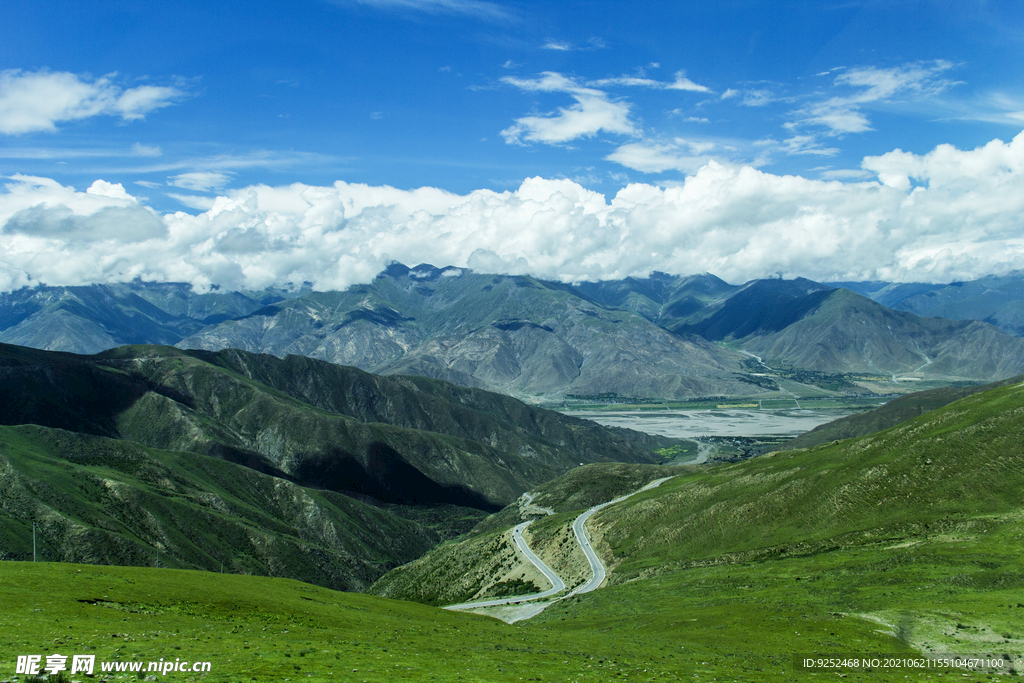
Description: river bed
xmin=563 ymin=407 xmax=856 ymax=440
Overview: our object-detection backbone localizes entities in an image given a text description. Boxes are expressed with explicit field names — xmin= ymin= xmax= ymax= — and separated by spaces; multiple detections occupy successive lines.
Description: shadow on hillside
xmin=0 ymin=355 xmax=191 ymax=438
xmin=293 ymin=442 xmax=502 ymax=511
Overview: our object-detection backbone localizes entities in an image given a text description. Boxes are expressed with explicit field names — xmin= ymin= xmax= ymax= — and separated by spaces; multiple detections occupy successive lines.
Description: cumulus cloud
xmin=501 ymin=73 xmax=637 ymax=144
xmin=0 ymin=70 xmax=183 ymax=134
xmin=2 ymin=132 xmax=1023 ymax=293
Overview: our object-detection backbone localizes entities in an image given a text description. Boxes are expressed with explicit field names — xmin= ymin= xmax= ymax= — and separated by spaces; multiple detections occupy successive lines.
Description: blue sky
xmin=1 ymin=1 xmax=1023 ymax=290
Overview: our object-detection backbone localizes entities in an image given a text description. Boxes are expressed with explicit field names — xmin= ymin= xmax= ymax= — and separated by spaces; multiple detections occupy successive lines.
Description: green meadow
xmin=0 ymin=559 xmax=966 ymax=683
xmin=4 ymin=380 xmax=1024 ymax=681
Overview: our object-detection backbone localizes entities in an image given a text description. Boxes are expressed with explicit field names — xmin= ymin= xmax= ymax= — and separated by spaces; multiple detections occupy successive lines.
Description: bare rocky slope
xmin=6 ymin=266 xmax=1024 ymax=399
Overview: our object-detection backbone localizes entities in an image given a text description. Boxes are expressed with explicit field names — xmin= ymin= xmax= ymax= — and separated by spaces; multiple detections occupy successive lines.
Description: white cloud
xmin=942 ymin=91 xmax=1024 ymax=127
xmin=338 ymin=0 xmax=509 ymax=20
xmin=721 ymin=89 xmax=739 ymax=100
xmin=539 ymin=37 xmax=606 ymax=52
xmin=777 ymin=135 xmax=840 ymax=156
xmin=501 ymin=73 xmax=638 ymax=144
xmin=2 ymin=131 xmax=1023 ymax=292
xmin=589 ymin=70 xmax=710 ymax=93
xmin=127 ymin=150 xmax=332 ymax=176
xmin=131 ymin=142 xmax=162 ymax=157
xmin=819 ymin=169 xmax=874 ymax=181
xmin=168 ymin=172 xmax=233 ymax=192
xmin=836 ymin=61 xmax=957 ymax=101
xmin=789 ymin=61 xmax=957 ymax=136
xmin=86 ymin=179 xmax=136 ymax=202
xmin=0 ymin=70 xmax=183 ymax=135
xmin=606 ymin=140 xmax=714 ymax=174
xmin=666 ymin=71 xmax=711 ymax=93
xmin=167 ymin=193 xmax=218 ymax=211
xmin=741 ymin=89 xmax=775 ymax=107
xmin=589 ymin=76 xmax=663 ymax=88
xmin=113 ymin=85 xmax=182 ymax=121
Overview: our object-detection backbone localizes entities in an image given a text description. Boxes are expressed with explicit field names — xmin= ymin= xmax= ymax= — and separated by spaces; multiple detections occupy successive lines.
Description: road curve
xmin=521 ymin=492 xmax=555 ymax=517
xmin=445 ymin=477 xmax=674 ymax=613
xmin=443 ymin=519 xmax=565 ymax=611
xmin=568 ymin=476 xmax=673 ymax=596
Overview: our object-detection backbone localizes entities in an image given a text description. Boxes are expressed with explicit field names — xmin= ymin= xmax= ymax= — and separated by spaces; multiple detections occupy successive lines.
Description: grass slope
xmin=595 ymin=380 xmax=1024 ymax=578
xmin=9 ymin=374 xmax=1024 ymax=682
xmin=371 ymin=464 xmax=683 ymax=604
xmin=786 ymin=374 xmax=1023 ymax=450
xmin=0 ymin=425 xmax=477 ymax=591
xmin=1 ymin=342 xmax=669 ymax=511
xmin=371 ymin=381 xmax=1024 ymax=676
xmin=0 ymin=558 xmax=930 ymax=683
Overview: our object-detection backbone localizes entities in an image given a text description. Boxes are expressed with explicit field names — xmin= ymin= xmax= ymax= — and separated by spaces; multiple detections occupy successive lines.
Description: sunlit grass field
xmin=4 ymin=383 xmax=1024 ymax=681
xmin=0 ymin=560 xmax=942 ymax=683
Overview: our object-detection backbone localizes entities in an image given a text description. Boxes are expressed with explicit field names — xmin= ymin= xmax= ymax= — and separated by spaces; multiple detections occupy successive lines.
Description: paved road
xmin=521 ymin=492 xmax=555 ymax=517
xmin=445 ymin=477 xmax=674 ymax=613
xmin=568 ymin=476 xmax=674 ymax=596
xmin=443 ymin=519 xmax=565 ymax=611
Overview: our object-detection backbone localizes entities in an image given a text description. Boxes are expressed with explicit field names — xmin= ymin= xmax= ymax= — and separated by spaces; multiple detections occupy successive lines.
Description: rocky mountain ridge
xmin=5 ymin=265 xmax=1024 ymax=398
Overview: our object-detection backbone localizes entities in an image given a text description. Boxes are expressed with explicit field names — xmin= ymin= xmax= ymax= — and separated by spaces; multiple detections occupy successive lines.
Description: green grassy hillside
xmin=1 ymin=342 xmax=669 ymax=511
xmin=0 ymin=340 xmax=682 ymax=590
xmin=371 ymin=464 xmax=680 ymax=604
xmin=136 ymin=345 xmax=675 ymax=466
xmin=0 ymin=558 xmax=931 ymax=683
xmin=0 ymin=424 xmax=478 ymax=591
xmin=785 ymin=375 xmax=1022 ymax=450
xmin=595 ymin=380 xmax=1024 ymax=579
xmin=9 ymin=372 xmax=1024 ymax=681
xmin=371 ymin=380 xmax=1024 ymax=672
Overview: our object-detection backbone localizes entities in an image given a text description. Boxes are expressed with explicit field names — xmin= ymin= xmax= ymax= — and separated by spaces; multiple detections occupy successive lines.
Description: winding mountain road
xmin=444 ymin=476 xmax=674 ymax=615
xmin=443 ymin=518 xmax=566 ymax=611
xmin=567 ymin=476 xmax=673 ymax=596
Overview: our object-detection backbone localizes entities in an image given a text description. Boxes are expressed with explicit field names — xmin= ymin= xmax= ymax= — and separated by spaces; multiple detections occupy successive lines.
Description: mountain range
xmin=5 ymin=265 xmax=1024 ymax=399
xmin=0 ymin=342 xmax=669 ymax=589
xmin=836 ymin=271 xmax=1024 ymax=336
